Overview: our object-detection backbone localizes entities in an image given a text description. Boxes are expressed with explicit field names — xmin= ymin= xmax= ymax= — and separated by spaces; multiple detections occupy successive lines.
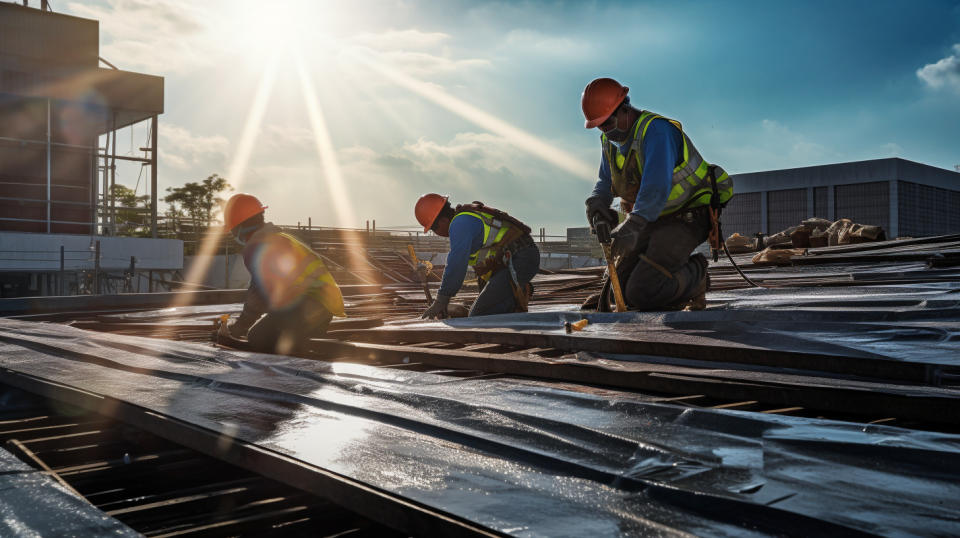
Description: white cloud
xmin=328 ymin=132 xmax=585 ymax=230
xmin=159 ymin=123 xmax=229 ymax=172
xmin=351 ymin=29 xmax=451 ymax=51
xmin=916 ymin=44 xmax=960 ymax=93
xmin=65 ymin=0 xmax=212 ymax=74
xmin=346 ymin=28 xmax=490 ymax=77
xmin=260 ymin=125 xmax=315 ymax=152
xmin=880 ymin=142 xmax=902 ymax=156
xmin=501 ymin=29 xmax=594 ymax=59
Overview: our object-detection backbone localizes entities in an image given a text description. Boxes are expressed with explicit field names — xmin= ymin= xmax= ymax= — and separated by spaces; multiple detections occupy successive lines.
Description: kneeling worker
xmin=414 ymin=194 xmax=540 ymax=319
xmin=581 ymin=77 xmax=734 ymax=310
xmin=222 ymin=193 xmax=345 ymax=354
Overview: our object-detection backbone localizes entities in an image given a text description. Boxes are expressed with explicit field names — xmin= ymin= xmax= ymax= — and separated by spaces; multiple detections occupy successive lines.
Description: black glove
xmin=227 ymin=319 xmax=251 ymax=339
xmin=421 ymin=294 xmax=451 ymax=319
xmin=610 ymin=214 xmax=647 ymax=259
xmin=585 ymin=197 xmax=618 ymax=229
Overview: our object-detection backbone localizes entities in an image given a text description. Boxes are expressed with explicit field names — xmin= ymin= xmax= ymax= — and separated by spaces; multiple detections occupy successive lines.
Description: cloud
xmin=346 ymin=28 xmax=490 ymax=77
xmin=880 ymin=142 xmax=902 ymax=156
xmin=328 ymin=132 xmax=586 ymax=230
xmin=159 ymin=123 xmax=229 ymax=172
xmin=65 ymin=0 xmax=211 ymax=74
xmin=500 ymin=29 xmax=595 ymax=60
xmin=260 ymin=125 xmax=315 ymax=152
xmin=351 ymin=29 xmax=451 ymax=51
xmin=916 ymin=44 xmax=960 ymax=92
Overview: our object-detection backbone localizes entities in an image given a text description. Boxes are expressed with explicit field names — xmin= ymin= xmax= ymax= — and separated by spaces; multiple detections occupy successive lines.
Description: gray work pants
xmin=470 ymin=243 xmax=541 ymax=316
xmin=621 ymin=208 xmax=711 ymax=310
xmin=247 ymin=297 xmax=333 ymax=355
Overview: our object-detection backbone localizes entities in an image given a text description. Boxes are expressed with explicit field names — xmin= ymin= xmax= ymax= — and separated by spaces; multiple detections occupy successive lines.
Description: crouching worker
xmin=414 ymin=193 xmax=540 ymax=319
xmin=222 ymin=193 xmax=345 ymax=354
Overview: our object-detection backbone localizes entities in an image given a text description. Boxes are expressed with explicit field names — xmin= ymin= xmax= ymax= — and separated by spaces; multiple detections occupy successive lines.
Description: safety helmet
xmin=414 ymin=193 xmax=449 ymax=232
xmin=223 ymin=193 xmax=267 ymax=232
xmin=581 ymin=77 xmax=629 ymax=129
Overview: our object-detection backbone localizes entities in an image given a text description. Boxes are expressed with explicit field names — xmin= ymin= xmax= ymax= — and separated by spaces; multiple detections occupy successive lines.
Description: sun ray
xmin=173 ymin=54 xmax=279 ymax=306
xmin=348 ymin=49 xmax=595 ymax=181
xmin=295 ymin=57 xmax=356 ymax=228
xmin=295 ymin=54 xmax=374 ymax=279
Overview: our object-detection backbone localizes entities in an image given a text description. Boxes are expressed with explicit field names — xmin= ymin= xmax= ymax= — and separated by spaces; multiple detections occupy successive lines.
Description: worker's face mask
xmin=232 ymin=224 xmax=258 ymax=246
xmin=600 ymin=109 xmax=630 ymax=143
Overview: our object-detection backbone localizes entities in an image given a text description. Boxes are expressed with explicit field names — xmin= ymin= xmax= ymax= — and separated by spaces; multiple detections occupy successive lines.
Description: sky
xmin=59 ymin=0 xmax=960 ymax=235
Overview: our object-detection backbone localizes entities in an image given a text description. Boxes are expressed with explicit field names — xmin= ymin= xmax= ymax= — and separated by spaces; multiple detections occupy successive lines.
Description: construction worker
xmin=222 ymin=193 xmax=345 ymax=354
xmin=414 ymin=194 xmax=539 ymax=318
xmin=581 ymin=77 xmax=734 ymax=310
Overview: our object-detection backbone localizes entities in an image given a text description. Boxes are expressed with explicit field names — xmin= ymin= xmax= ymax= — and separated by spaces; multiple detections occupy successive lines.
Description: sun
xmin=221 ymin=0 xmax=330 ymax=60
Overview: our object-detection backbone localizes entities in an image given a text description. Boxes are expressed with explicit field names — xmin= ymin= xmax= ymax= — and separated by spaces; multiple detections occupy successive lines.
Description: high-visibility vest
xmin=603 ymin=111 xmax=734 ymax=215
xmin=451 ymin=209 xmax=514 ymax=280
xmin=246 ymin=230 xmax=345 ymax=317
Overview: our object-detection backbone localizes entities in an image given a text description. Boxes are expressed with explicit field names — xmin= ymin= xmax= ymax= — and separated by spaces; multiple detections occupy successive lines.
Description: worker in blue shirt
xmin=581 ymin=77 xmax=734 ymax=311
xmin=414 ymin=194 xmax=540 ymax=319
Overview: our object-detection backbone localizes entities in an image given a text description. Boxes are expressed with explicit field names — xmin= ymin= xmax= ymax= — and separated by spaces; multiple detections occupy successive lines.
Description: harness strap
xmin=640 ymin=254 xmax=674 ymax=280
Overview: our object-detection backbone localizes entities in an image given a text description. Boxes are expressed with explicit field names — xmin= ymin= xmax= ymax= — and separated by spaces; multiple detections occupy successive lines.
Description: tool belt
xmin=473 ymin=231 xmax=534 ymax=279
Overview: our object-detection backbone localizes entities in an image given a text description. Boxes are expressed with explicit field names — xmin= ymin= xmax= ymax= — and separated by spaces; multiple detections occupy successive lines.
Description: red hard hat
xmin=581 ymin=77 xmax=629 ymax=128
xmin=415 ymin=193 xmax=449 ymax=232
xmin=223 ymin=193 xmax=267 ymax=232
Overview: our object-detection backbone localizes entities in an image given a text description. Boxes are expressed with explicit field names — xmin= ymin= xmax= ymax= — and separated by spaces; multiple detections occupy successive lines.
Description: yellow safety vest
xmin=248 ymin=231 xmax=345 ymax=317
xmin=603 ymin=111 xmax=734 ymax=216
xmin=452 ymin=210 xmax=512 ymax=280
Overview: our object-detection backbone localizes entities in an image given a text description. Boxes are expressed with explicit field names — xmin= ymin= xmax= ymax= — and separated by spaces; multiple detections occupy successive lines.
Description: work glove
xmin=227 ymin=319 xmax=251 ymax=339
xmin=610 ymin=213 xmax=648 ymax=259
xmin=585 ymin=197 xmax=618 ymax=230
xmin=421 ymin=294 xmax=452 ymax=320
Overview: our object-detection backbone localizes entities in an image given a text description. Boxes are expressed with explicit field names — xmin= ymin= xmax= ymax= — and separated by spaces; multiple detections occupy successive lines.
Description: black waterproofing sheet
xmin=1 ymin=319 xmax=959 ymax=536
xmin=0 ymin=446 xmax=139 ymax=536
xmin=399 ymin=281 xmax=960 ymax=368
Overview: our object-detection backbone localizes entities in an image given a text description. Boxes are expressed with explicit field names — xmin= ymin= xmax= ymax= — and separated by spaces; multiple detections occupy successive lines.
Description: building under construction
xmin=0 ymin=2 xmax=179 ymax=297
xmin=1 ymin=3 xmax=959 ymax=537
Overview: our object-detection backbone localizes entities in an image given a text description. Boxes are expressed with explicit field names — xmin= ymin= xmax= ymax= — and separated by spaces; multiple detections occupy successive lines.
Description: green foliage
xmin=163 ymin=174 xmax=232 ymax=252
xmin=110 ymin=184 xmax=151 ymax=237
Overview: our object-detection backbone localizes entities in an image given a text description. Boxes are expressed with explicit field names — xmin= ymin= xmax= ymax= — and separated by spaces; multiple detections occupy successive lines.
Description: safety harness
xmin=453 ymin=202 xmax=535 ymax=311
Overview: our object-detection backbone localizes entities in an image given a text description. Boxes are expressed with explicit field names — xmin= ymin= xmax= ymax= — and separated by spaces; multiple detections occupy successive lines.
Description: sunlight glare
xmin=349 ymin=49 xmax=596 ymax=181
xmin=173 ymin=55 xmax=279 ymax=304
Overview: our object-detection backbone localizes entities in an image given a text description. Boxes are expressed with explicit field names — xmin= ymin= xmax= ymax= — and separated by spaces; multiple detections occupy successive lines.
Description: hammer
xmin=593 ymin=217 xmax=627 ymax=312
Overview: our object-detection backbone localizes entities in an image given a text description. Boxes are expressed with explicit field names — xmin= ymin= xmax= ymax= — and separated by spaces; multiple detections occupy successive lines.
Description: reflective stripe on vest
xmin=452 ymin=211 xmax=511 ymax=267
xmin=261 ymin=233 xmax=345 ymax=317
xmin=603 ymin=111 xmax=734 ymax=216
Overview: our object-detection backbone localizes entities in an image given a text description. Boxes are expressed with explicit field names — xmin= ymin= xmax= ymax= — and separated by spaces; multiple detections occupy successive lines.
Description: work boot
xmin=683 ymin=254 xmax=710 ymax=311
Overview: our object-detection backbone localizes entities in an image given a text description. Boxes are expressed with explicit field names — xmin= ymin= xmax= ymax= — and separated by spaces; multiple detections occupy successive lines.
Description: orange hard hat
xmin=581 ymin=77 xmax=629 ymax=128
xmin=415 ymin=193 xmax=449 ymax=232
xmin=223 ymin=193 xmax=267 ymax=232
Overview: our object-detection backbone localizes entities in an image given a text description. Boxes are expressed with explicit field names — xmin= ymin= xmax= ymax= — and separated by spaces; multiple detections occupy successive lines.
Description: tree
xmin=164 ymin=174 xmax=232 ymax=250
xmin=110 ymin=184 xmax=151 ymax=237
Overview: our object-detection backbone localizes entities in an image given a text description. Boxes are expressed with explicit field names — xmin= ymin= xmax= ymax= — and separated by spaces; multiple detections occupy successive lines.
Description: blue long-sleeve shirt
xmin=438 ymin=213 xmax=485 ymax=297
xmin=590 ymin=117 xmax=682 ymax=222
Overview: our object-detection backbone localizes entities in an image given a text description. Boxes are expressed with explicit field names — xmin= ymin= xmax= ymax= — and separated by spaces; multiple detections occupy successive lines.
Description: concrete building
xmin=0 ymin=3 xmax=180 ymax=296
xmin=723 ymin=158 xmax=960 ymax=239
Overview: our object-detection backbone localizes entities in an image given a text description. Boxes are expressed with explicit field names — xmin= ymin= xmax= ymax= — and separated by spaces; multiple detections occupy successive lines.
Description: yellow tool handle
xmin=607 ymin=261 xmax=627 ymax=312
xmin=601 ymin=245 xmax=627 ymax=312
